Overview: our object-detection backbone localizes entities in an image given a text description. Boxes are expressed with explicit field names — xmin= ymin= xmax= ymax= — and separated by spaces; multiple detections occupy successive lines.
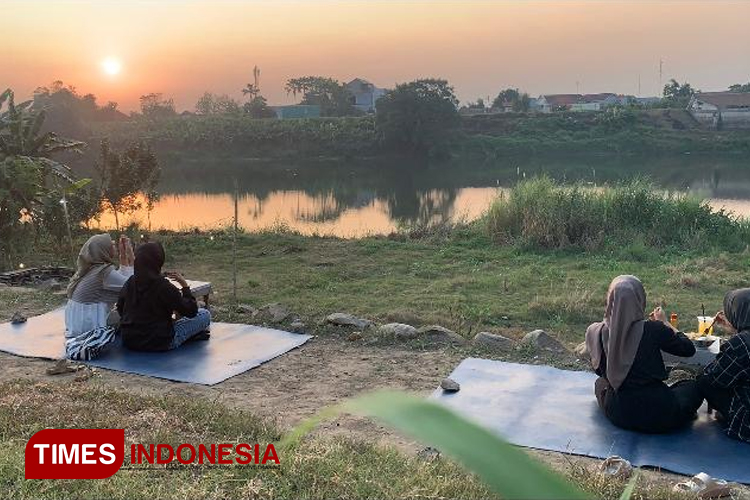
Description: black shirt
xmin=117 ymin=276 xmax=198 ymax=351
xmin=596 ymin=320 xmax=696 ymax=389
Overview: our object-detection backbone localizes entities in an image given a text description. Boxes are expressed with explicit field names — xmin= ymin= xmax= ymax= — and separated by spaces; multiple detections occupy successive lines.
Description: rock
xmin=257 ymin=303 xmax=291 ymax=323
xmin=347 ymin=332 xmax=363 ymax=341
xmin=522 ymin=329 xmax=569 ymax=353
xmin=379 ymin=323 xmax=418 ymax=340
xmin=235 ymin=304 xmax=257 ymax=315
xmin=326 ymin=313 xmax=373 ymax=330
xmin=473 ymin=331 xmax=515 ymax=351
xmin=418 ymin=325 xmax=466 ymax=344
xmin=417 ymin=446 xmax=441 ymax=462
xmin=10 ymin=312 xmax=27 ymax=325
xmin=574 ymin=341 xmax=589 ymax=359
xmin=38 ymin=278 xmax=65 ymax=292
xmin=290 ymin=320 xmax=307 ymax=334
xmin=440 ymin=378 xmax=460 ymax=392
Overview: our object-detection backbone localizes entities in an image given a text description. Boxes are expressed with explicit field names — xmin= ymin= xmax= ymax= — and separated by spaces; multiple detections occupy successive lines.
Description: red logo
xmin=25 ymin=429 xmax=125 ymax=479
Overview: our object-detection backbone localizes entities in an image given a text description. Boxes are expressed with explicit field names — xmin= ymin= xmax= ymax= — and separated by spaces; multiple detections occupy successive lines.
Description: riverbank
xmin=2 ymin=227 xmax=748 ymax=498
xmin=85 ymin=109 xmax=750 ymax=162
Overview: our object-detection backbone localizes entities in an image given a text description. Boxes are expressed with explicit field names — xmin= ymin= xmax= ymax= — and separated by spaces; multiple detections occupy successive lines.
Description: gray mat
xmin=432 ymin=358 xmax=750 ymax=483
xmin=0 ymin=308 xmax=311 ymax=385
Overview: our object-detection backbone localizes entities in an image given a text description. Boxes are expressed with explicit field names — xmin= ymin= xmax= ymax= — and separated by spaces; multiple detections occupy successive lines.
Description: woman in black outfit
xmin=117 ymin=242 xmax=211 ymax=351
xmin=585 ymin=275 xmax=703 ymax=433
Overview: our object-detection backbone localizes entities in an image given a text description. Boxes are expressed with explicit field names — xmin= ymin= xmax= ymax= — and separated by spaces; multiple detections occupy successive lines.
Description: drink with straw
xmin=697 ymin=316 xmax=714 ymax=335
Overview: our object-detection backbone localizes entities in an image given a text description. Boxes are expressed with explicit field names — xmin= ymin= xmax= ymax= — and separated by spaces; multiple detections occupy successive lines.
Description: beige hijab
xmin=585 ymin=275 xmax=646 ymax=391
xmin=66 ymin=233 xmax=116 ymax=298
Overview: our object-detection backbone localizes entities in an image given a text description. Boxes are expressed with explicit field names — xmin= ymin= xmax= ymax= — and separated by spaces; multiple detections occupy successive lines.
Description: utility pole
xmin=659 ymin=58 xmax=664 ymax=90
xmin=638 ymin=74 xmax=641 ymax=97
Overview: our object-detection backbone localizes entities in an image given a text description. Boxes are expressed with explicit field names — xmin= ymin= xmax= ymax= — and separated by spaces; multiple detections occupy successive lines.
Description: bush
xmin=486 ymin=177 xmax=750 ymax=251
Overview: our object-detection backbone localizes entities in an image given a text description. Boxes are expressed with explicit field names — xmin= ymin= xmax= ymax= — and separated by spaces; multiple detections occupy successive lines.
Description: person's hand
xmin=651 ymin=306 xmax=668 ymax=324
xmin=165 ymin=271 xmax=188 ymax=289
xmin=714 ymin=311 xmax=736 ymax=334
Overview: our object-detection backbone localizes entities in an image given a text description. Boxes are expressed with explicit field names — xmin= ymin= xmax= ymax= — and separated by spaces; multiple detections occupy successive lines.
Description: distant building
xmin=535 ymin=94 xmax=582 ymax=112
xmin=537 ymin=93 xmax=635 ymax=112
xmin=688 ymin=92 xmax=750 ymax=129
xmin=272 ymin=105 xmax=321 ymax=119
xmin=344 ymin=78 xmax=387 ymax=113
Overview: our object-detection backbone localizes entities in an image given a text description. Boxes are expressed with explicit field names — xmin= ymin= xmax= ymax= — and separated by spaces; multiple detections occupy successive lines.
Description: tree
xmin=195 ymin=92 xmax=241 ymax=115
xmin=729 ymin=83 xmax=750 ymax=92
xmin=662 ymin=79 xmax=696 ymax=107
xmin=284 ymin=76 xmax=356 ymax=116
xmin=139 ymin=93 xmax=176 ymax=120
xmin=375 ymin=78 xmax=460 ymax=156
xmin=95 ymin=140 xmax=160 ymax=231
xmin=244 ymin=96 xmax=277 ymax=118
xmin=0 ymin=88 xmax=90 ymax=266
xmin=492 ymin=88 xmax=531 ymax=112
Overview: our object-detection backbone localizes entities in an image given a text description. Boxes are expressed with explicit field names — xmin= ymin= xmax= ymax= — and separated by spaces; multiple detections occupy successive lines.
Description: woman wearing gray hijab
xmin=585 ymin=275 xmax=703 ymax=433
xmin=65 ymin=233 xmax=135 ymax=339
xmin=698 ymin=289 xmax=750 ymax=443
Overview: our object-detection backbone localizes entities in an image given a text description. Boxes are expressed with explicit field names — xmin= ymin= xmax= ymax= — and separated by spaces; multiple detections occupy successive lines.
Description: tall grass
xmin=486 ymin=177 xmax=750 ymax=251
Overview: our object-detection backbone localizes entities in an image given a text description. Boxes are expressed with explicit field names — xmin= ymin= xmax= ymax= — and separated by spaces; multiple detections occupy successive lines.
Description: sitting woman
xmin=585 ymin=275 xmax=703 ymax=433
xmin=698 ymin=289 xmax=750 ymax=443
xmin=117 ymin=242 xmax=211 ymax=351
xmin=65 ymin=233 xmax=134 ymax=339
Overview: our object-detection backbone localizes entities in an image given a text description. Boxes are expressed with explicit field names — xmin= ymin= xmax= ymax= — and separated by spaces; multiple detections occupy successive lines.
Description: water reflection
xmin=88 ymin=154 xmax=750 ymax=237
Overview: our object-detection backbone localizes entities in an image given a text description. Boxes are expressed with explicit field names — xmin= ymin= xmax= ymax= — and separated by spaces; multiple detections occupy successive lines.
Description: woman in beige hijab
xmin=64 ymin=233 xmax=135 ymax=338
xmin=585 ymin=275 xmax=703 ymax=433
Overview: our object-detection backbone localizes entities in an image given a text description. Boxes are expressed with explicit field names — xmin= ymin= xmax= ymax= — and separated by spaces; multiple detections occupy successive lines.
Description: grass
xmin=5 ymin=223 xmax=750 ymax=348
xmin=486 ymin=177 xmax=750 ymax=252
xmin=0 ymin=380 xmax=496 ymax=500
xmin=0 ymin=381 xmax=700 ymax=500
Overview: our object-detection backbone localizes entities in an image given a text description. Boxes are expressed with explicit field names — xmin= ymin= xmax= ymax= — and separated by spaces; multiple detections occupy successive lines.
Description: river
xmin=89 ymin=154 xmax=750 ymax=237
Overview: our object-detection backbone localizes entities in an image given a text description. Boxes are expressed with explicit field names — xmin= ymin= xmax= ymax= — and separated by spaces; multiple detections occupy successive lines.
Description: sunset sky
xmin=3 ymin=1 xmax=750 ymax=112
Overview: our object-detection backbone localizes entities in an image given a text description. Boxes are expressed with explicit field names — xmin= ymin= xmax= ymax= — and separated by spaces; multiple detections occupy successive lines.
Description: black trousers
xmin=595 ymin=377 xmax=704 ymax=433
xmin=697 ymin=374 xmax=733 ymax=420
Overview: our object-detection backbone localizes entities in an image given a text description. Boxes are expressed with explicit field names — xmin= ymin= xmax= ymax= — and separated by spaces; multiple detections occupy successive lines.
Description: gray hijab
xmin=585 ymin=275 xmax=646 ymax=391
xmin=724 ymin=288 xmax=750 ymax=332
xmin=66 ymin=233 xmax=116 ymax=298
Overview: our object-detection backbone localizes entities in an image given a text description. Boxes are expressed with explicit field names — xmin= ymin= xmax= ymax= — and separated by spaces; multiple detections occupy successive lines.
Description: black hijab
xmin=724 ymin=288 xmax=750 ymax=332
xmin=133 ymin=242 xmax=165 ymax=298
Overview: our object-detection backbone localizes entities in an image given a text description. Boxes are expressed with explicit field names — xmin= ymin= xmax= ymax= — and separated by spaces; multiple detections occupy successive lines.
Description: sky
xmin=3 ymin=1 xmax=750 ymax=112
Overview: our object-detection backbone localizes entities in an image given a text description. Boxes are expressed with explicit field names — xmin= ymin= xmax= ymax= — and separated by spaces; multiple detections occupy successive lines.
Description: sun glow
xmin=101 ymin=57 xmax=122 ymax=76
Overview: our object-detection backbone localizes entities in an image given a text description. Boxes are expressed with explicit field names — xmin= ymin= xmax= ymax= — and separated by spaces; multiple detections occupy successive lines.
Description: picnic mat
xmin=0 ymin=308 xmax=311 ymax=385
xmin=431 ymin=358 xmax=750 ymax=484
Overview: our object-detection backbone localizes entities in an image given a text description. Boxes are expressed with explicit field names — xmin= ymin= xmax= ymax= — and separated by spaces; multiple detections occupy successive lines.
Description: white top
xmin=64 ymin=266 xmax=133 ymax=339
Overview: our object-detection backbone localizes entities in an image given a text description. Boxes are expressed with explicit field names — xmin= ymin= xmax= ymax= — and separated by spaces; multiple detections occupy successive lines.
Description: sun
xmin=101 ymin=57 xmax=122 ymax=76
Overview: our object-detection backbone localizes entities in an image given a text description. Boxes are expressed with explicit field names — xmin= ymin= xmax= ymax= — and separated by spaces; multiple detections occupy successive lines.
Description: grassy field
xmin=6 ymin=222 xmax=748 ymax=347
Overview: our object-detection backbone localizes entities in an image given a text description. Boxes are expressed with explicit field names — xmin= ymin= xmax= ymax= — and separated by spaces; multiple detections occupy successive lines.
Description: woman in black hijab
xmin=117 ymin=242 xmax=211 ymax=351
xmin=699 ymin=289 xmax=750 ymax=443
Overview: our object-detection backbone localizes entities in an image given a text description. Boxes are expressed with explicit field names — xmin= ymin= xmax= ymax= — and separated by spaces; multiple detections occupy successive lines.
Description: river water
xmin=90 ymin=154 xmax=750 ymax=237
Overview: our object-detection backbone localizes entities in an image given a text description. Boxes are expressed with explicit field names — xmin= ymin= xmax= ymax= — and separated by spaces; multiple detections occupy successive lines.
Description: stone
xmin=522 ymin=329 xmax=569 ymax=353
xmin=326 ymin=313 xmax=373 ymax=330
xmin=347 ymin=332 xmax=363 ymax=341
xmin=10 ymin=312 xmax=27 ymax=325
xmin=473 ymin=331 xmax=515 ymax=351
xmin=417 ymin=446 xmax=441 ymax=462
xmin=440 ymin=378 xmax=460 ymax=392
xmin=257 ymin=303 xmax=291 ymax=323
xmin=379 ymin=323 xmax=419 ymax=340
xmin=235 ymin=304 xmax=257 ymax=315
xmin=38 ymin=278 xmax=65 ymax=292
xmin=290 ymin=320 xmax=307 ymax=334
xmin=418 ymin=325 xmax=466 ymax=344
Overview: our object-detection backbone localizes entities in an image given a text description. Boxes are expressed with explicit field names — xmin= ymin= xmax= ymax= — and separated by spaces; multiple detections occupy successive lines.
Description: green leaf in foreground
xmin=619 ymin=471 xmax=639 ymax=500
xmin=282 ymin=390 xmax=590 ymax=500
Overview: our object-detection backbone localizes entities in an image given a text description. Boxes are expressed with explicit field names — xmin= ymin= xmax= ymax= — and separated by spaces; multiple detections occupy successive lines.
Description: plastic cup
xmin=697 ymin=316 xmax=714 ymax=335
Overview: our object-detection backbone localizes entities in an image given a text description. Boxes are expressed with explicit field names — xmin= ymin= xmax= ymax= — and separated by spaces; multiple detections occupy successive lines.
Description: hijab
xmin=67 ymin=233 xmax=115 ymax=299
xmin=724 ymin=288 xmax=750 ymax=332
xmin=132 ymin=242 xmax=166 ymax=302
xmin=585 ymin=275 xmax=647 ymax=391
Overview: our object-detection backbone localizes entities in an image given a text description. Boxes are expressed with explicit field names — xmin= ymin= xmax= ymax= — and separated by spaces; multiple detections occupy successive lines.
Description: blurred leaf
xmin=283 ymin=390 xmax=589 ymax=500
xmin=619 ymin=471 xmax=639 ymax=500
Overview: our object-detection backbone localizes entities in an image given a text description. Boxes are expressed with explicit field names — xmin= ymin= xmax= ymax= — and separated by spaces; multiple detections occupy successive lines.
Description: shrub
xmin=486 ymin=177 xmax=750 ymax=251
